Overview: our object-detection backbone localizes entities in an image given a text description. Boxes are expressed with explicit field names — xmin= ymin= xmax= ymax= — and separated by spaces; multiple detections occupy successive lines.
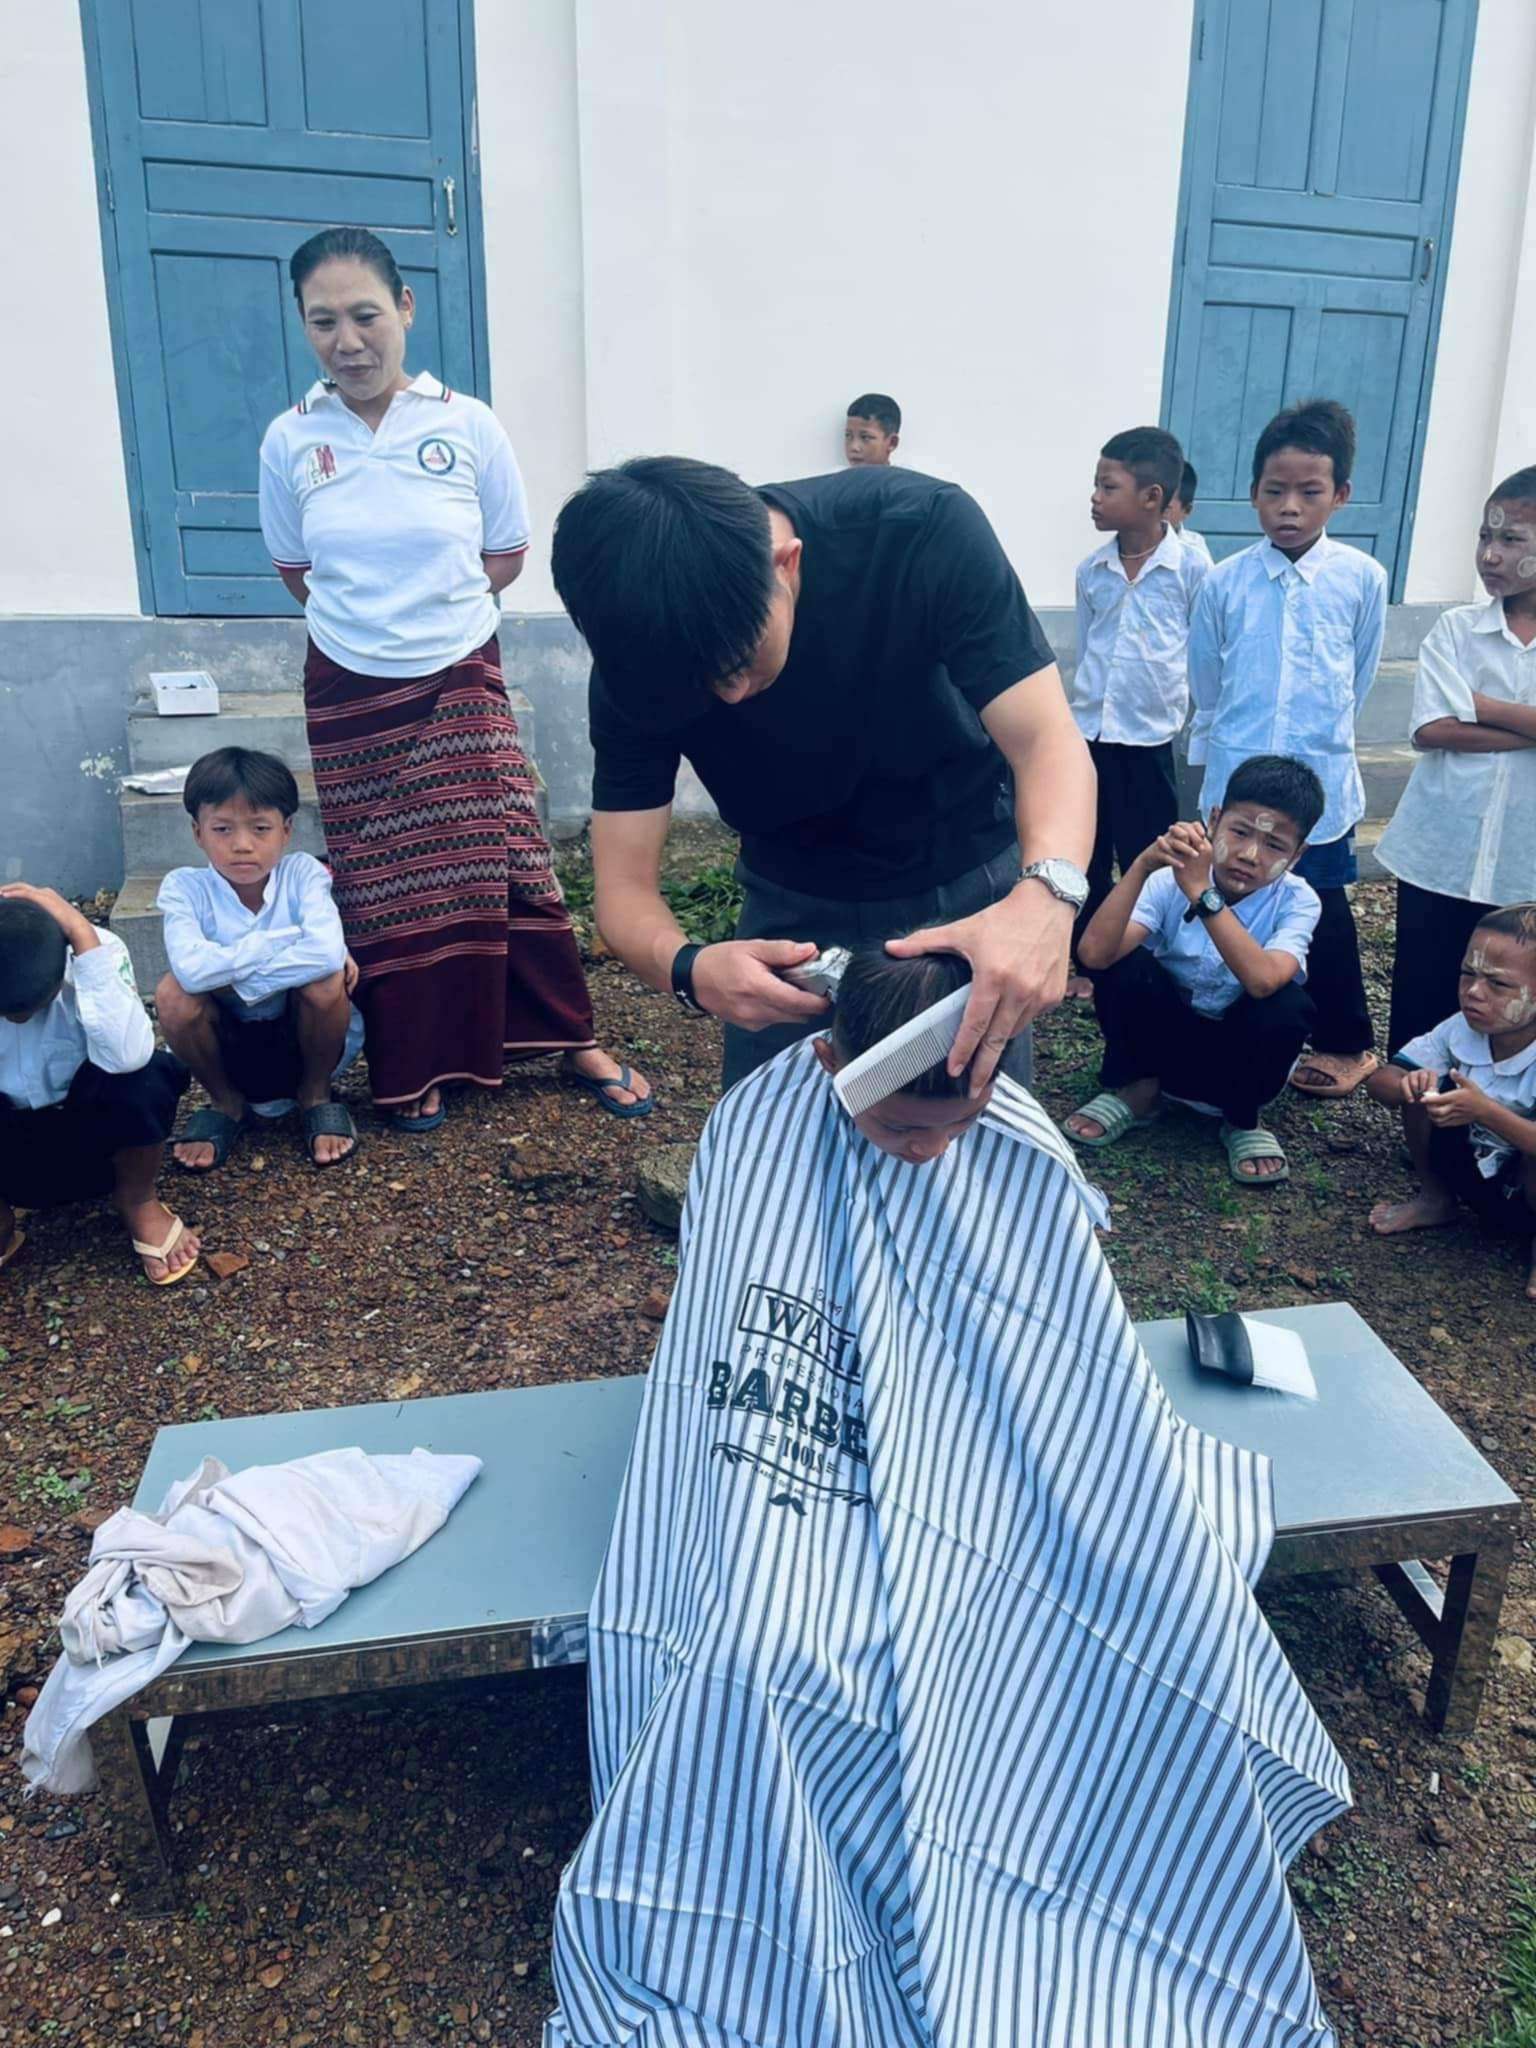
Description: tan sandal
xmin=132 ymin=1215 xmax=199 ymax=1288
xmin=1289 ymin=1051 xmax=1379 ymax=1099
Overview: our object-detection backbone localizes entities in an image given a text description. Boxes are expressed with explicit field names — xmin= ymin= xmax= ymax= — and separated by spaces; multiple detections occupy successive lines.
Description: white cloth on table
xmin=22 ymin=1446 xmax=481 ymax=1797
xmin=1376 ymin=596 xmax=1536 ymax=905
xmin=545 ymin=1041 xmax=1350 ymax=2048
xmin=1069 ymin=525 xmax=1209 ymax=744
xmin=1188 ymin=532 xmax=1387 ymax=847
xmin=1393 ymin=1010 xmax=1536 ymax=1177
xmin=1129 ymin=862 xmax=1320 ymax=1018
xmin=0 ymin=932 xmax=152 ymax=1111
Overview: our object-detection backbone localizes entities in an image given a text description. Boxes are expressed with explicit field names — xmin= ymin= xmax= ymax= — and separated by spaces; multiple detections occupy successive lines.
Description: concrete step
xmin=127 ymin=692 xmax=310 ymax=774
xmin=111 ymin=873 xmax=175 ymax=992
xmin=121 ymin=773 xmax=326 ymax=875
xmin=1357 ymin=659 xmax=1416 ymax=745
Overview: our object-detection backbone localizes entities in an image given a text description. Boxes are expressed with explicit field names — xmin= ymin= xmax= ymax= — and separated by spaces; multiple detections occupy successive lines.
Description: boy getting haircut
xmin=831 ymin=947 xmax=972 ymax=1097
xmin=1188 ymin=397 xmax=1386 ymax=1100
xmin=1377 ymin=462 xmax=1536 ymax=1049
xmin=1066 ymin=753 xmax=1324 ymax=1186
xmin=1367 ymin=903 xmax=1536 ymax=1300
xmin=1071 ymin=423 xmax=1208 ymax=944
xmin=157 ymin=746 xmax=360 ymax=1172
xmin=0 ymin=884 xmax=193 ymax=1284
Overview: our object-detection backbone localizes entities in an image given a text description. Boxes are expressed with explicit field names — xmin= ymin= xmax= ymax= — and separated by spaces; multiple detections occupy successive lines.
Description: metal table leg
xmin=90 ymin=1709 xmax=181 ymax=1915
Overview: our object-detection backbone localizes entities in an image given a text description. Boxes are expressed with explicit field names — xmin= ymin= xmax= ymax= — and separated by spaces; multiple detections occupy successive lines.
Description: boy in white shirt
xmin=1168 ymin=460 xmax=1214 ymax=566
xmin=1377 ymin=466 xmax=1536 ymax=1050
xmin=156 ymin=749 xmax=361 ymax=1171
xmin=1065 ymin=755 xmax=1323 ymax=1187
xmin=0 ymin=884 xmax=197 ymax=1285
xmin=1071 ymin=427 xmax=1209 ymax=955
xmin=1367 ymin=904 xmax=1536 ymax=1301
xmin=1189 ymin=399 xmax=1387 ymax=1100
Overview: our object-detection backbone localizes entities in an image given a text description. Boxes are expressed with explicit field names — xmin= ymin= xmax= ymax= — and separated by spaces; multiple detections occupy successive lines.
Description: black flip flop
xmin=301 ymin=1101 xmax=359 ymax=1169
xmin=174 ymin=1106 xmax=247 ymax=1174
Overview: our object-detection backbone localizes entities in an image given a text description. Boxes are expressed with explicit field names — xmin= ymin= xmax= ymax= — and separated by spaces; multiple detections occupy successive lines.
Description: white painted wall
xmin=0 ymin=2 xmax=139 ymax=615
xmin=572 ymin=0 xmax=1194 ymax=610
xmin=1406 ymin=0 xmax=1536 ymax=603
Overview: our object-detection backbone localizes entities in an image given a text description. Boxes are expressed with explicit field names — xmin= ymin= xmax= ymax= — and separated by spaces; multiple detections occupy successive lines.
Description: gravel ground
xmin=0 ymin=857 xmax=1531 ymax=2047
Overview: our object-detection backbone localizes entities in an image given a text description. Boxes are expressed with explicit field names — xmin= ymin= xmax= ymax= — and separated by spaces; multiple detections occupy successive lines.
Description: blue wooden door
xmin=1163 ymin=0 xmax=1477 ymax=592
xmin=84 ymin=0 xmax=482 ymax=616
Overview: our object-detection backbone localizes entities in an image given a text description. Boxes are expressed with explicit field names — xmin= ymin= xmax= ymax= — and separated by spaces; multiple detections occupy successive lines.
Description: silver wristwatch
xmin=1018 ymin=858 xmax=1090 ymax=911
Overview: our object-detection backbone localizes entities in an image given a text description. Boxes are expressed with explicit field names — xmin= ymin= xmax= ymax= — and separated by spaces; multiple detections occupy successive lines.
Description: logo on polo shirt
xmin=417 ymin=437 xmax=456 ymax=475
xmin=305 ymin=445 xmax=338 ymax=489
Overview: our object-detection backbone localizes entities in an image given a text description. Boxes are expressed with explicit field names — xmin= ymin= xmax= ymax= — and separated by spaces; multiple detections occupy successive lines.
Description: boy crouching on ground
xmin=1367 ymin=904 xmax=1536 ymax=1300
xmin=1064 ymin=754 xmax=1324 ymax=1186
xmin=156 ymin=747 xmax=360 ymax=1171
xmin=0 ymin=884 xmax=196 ymax=1284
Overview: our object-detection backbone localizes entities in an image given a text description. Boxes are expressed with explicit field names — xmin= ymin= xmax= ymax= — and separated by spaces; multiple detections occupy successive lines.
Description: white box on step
xmin=149 ymin=671 xmax=220 ymax=717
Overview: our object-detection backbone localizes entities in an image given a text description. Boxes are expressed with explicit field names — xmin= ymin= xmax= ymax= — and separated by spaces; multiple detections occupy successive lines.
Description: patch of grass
xmin=1460 ymin=1880 xmax=1536 ymax=2045
xmin=19 ymin=1465 xmax=92 ymax=1507
xmin=1289 ymin=1837 xmax=1392 ymax=1928
xmin=1185 ymin=1257 xmax=1236 ymax=1315
xmin=660 ymin=864 xmax=744 ymax=946
xmin=43 ymin=1396 xmax=91 ymax=1422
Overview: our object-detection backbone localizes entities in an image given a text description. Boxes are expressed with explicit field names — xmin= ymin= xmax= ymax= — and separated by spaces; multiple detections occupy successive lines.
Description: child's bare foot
xmin=1369 ymin=1191 xmax=1458 ymax=1236
xmin=119 ymin=1197 xmax=201 ymax=1283
xmin=1065 ymin=975 xmax=1094 ymax=1001
xmin=0 ymin=1200 xmax=25 ymax=1274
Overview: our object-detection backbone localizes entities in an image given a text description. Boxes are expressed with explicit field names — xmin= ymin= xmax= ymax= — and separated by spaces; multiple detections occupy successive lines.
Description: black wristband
xmin=670 ymin=941 xmax=707 ymax=1016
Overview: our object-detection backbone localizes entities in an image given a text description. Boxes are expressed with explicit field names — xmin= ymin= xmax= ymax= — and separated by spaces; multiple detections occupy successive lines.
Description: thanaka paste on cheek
xmin=1503 ymin=985 xmax=1536 ymax=1028
xmin=1518 ymin=555 xmax=1536 ymax=581
xmin=1213 ymin=833 xmax=1232 ymax=864
xmin=1265 ymin=856 xmax=1290 ymax=881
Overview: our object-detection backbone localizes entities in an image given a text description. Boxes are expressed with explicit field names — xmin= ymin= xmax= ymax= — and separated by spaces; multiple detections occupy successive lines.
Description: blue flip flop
xmin=569 ymin=1062 xmax=653 ymax=1119
xmin=381 ymin=1094 xmax=448 ymax=1134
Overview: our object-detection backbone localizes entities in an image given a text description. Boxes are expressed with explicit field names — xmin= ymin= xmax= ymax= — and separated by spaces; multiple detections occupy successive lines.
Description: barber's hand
xmin=0 ymin=881 xmax=98 ymax=953
xmin=885 ymin=886 xmax=1074 ymax=1094
xmin=1422 ymin=1071 xmax=1492 ymax=1128
xmin=691 ymin=940 xmax=832 ymax=1031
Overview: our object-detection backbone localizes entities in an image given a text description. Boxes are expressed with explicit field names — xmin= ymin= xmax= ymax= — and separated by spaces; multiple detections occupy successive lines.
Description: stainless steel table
xmin=94 ymin=1304 xmax=1519 ymax=1910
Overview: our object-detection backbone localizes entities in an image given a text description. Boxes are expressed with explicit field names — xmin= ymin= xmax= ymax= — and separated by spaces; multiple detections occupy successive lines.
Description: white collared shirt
xmin=1376 ymin=597 xmax=1536 ymax=904
xmin=1187 ymin=533 xmax=1387 ymax=846
xmin=1130 ymin=864 xmax=1321 ymax=1018
xmin=157 ymin=853 xmax=347 ymax=1009
xmin=1070 ymin=527 xmax=1209 ymax=744
xmin=0 ymin=931 xmax=153 ymax=1112
xmin=1394 ymin=1010 xmax=1536 ymax=1176
xmin=258 ymin=371 xmax=530 ymax=679
xmin=1177 ymin=526 xmax=1215 ymax=567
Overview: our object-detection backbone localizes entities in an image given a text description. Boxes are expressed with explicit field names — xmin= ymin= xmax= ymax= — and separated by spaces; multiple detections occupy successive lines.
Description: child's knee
xmin=155 ymin=973 xmax=205 ymax=1026
xmin=1247 ymin=981 xmax=1313 ymax=1038
xmin=295 ymin=969 xmax=347 ymax=1008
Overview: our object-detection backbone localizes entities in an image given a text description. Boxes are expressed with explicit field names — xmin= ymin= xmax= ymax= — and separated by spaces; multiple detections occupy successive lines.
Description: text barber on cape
xmin=550 ymin=459 xmax=1095 ymax=1087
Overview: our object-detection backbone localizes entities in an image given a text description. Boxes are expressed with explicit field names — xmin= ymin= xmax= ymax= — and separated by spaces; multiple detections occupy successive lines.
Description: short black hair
xmin=183 ymin=748 xmax=301 ymax=821
xmin=1252 ymin=399 xmax=1356 ymax=490
xmin=1489 ymin=468 xmax=1536 ymax=516
xmin=1221 ymin=754 xmax=1325 ymax=842
xmin=1100 ymin=427 xmax=1184 ymax=511
xmin=832 ymin=946 xmax=975 ymax=1099
xmin=1474 ymin=903 xmax=1536 ymax=952
xmin=847 ymin=394 xmax=901 ymax=434
xmin=1178 ymin=460 xmax=1198 ymax=509
xmin=0 ymin=900 xmax=68 ymax=1015
xmin=551 ymin=457 xmax=775 ymax=730
xmin=290 ymin=227 xmax=405 ymax=310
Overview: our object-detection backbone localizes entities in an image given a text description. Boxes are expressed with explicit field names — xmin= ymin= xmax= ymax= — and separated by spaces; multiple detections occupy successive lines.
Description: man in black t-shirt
xmin=552 ymin=457 xmax=1095 ymax=1088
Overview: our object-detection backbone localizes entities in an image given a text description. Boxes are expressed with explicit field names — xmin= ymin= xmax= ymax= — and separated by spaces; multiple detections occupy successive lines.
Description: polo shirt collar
xmin=1261 ymin=532 xmax=1336 ymax=581
xmin=301 ymin=370 xmax=444 ymax=412
xmin=1444 ymin=1010 xmax=1536 ymax=1076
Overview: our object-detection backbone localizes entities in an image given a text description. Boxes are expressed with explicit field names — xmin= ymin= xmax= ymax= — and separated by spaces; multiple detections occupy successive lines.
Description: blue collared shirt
xmin=1130 ymin=865 xmax=1321 ymax=1018
xmin=1070 ymin=527 xmax=1209 ymax=744
xmin=1187 ymin=533 xmax=1387 ymax=846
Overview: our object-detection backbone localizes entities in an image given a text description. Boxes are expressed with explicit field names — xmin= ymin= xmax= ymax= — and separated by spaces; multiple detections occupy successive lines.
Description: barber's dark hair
xmin=289 ymin=227 xmax=405 ymax=310
xmin=0 ymin=899 xmax=69 ymax=1015
xmin=1101 ymin=426 xmax=1184 ymax=511
xmin=183 ymin=748 xmax=301 ymax=822
xmin=1178 ymin=460 xmax=1198 ymax=509
xmin=551 ymin=457 xmax=776 ymax=730
xmin=1252 ymin=398 xmax=1356 ymax=490
xmin=1221 ymin=754 xmax=1325 ymax=842
xmin=847 ymin=393 xmax=901 ymax=434
xmin=1489 ymin=468 xmax=1536 ymax=515
xmin=832 ymin=947 xmax=975 ymax=1099
xmin=1474 ymin=902 xmax=1536 ymax=952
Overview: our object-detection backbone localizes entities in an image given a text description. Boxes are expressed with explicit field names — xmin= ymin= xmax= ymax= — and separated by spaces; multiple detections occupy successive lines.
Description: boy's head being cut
xmin=814 ymin=947 xmax=993 ymax=1164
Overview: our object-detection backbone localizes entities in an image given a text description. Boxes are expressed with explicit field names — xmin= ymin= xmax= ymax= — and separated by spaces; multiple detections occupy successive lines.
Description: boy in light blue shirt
xmin=1188 ymin=399 xmax=1386 ymax=1099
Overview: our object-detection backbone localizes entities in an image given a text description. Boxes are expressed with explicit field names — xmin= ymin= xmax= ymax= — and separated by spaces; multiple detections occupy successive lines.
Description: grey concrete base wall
xmin=0 ymin=600 xmax=1449 ymax=900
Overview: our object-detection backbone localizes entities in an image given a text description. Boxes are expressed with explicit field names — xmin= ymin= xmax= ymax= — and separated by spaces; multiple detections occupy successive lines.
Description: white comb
xmin=833 ymin=986 xmax=972 ymax=1117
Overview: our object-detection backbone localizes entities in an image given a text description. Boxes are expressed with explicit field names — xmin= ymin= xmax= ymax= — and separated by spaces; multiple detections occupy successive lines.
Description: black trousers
xmin=1298 ymin=886 xmax=1373 ymax=1055
xmin=0 ymin=1052 xmax=186 ymax=1208
xmin=1081 ymin=739 xmax=1179 ymax=931
xmin=1388 ymin=880 xmax=1494 ymax=1056
xmin=1092 ymin=948 xmax=1315 ymax=1129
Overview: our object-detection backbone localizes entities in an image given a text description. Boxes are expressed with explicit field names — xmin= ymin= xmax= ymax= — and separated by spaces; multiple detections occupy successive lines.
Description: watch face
xmin=1039 ymin=859 xmax=1089 ymax=905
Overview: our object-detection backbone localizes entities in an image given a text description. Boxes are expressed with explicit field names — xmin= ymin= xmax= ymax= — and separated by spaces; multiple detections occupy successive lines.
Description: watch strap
xmin=670 ymin=941 xmax=707 ymax=1015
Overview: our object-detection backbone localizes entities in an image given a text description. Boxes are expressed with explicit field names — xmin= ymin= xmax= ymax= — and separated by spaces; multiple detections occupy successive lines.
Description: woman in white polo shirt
xmin=258 ymin=227 xmax=649 ymax=1129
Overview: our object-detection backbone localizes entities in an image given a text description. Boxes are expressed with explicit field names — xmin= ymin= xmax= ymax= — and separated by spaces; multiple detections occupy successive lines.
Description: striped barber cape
xmin=546 ymin=1041 xmax=1350 ymax=2047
